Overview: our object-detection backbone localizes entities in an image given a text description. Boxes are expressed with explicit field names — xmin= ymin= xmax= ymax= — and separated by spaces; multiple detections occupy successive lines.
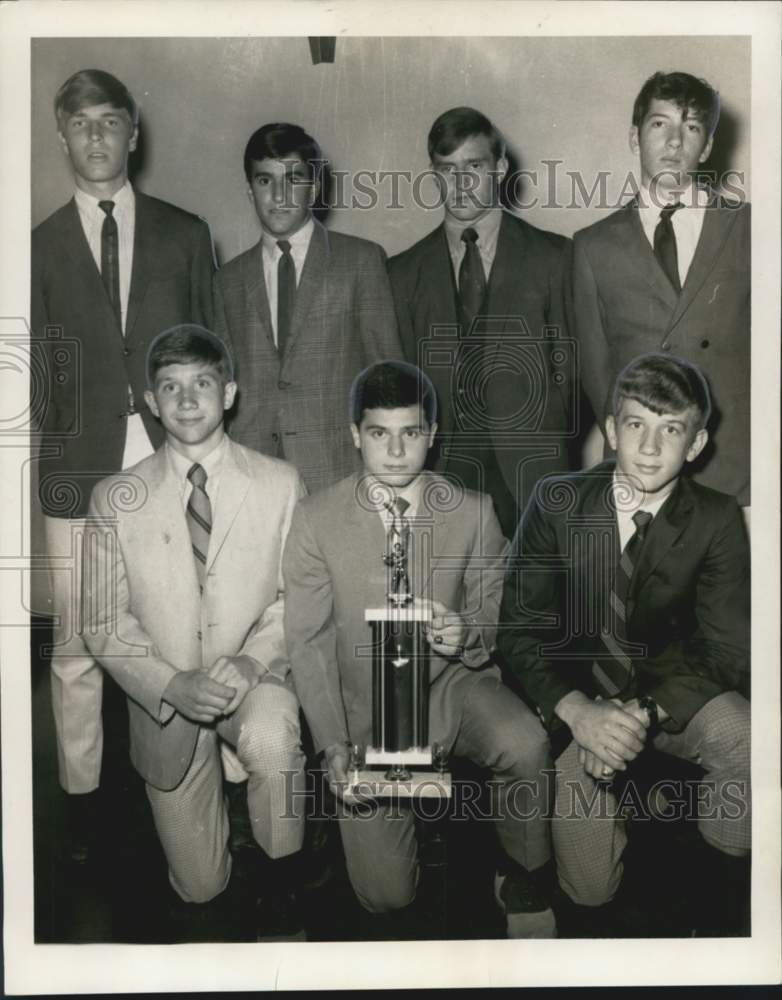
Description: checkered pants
xmin=553 ymin=691 xmax=751 ymax=907
xmin=146 ymin=676 xmax=306 ymax=903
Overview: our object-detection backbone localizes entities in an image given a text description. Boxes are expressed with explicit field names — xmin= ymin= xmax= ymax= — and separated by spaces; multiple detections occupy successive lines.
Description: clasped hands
xmin=162 ymin=656 xmax=259 ymax=723
xmin=570 ymin=696 xmax=651 ymax=780
xmin=420 ymin=597 xmax=468 ymax=658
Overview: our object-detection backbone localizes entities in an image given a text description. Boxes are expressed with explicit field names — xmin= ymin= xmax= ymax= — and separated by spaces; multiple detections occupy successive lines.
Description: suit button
xmin=196 ymin=630 xmax=202 ymax=641
xmin=272 ymin=432 xmax=279 ymax=442
xmin=661 ymin=344 xmax=671 ymax=352
xmin=122 ymin=347 xmax=131 ymax=357
xmin=700 ymin=339 xmax=710 ymax=349
xmin=277 ymin=379 xmax=291 ymax=389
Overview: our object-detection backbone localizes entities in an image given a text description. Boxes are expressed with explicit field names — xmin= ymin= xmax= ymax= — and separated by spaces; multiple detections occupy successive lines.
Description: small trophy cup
xmin=347 ymin=498 xmax=451 ymax=799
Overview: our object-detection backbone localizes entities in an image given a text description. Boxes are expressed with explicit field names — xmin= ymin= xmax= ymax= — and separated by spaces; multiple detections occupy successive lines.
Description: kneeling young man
xmin=498 ymin=353 xmax=750 ymax=932
xmin=283 ymin=360 xmax=556 ymax=938
xmin=83 ymin=326 xmax=306 ymax=932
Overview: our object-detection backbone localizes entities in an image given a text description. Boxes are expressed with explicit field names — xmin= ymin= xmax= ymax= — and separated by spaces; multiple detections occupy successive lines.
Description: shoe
xmin=65 ymin=790 xmax=99 ymax=865
xmin=494 ymin=869 xmax=557 ymax=939
xmin=255 ymin=889 xmax=307 ymax=942
xmin=225 ymin=780 xmax=255 ymax=854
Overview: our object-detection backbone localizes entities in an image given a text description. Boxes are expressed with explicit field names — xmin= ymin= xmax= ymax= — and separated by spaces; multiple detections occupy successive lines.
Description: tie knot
xmin=277 ymin=239 xmax=292 ymax=256
xmin=385 ymin=496 xmax=410 ymax=518
xmin=187 ymin=463 xmax=207 ymax=489
xmin=461 ymin=227 xmax=479 ymax=245
xmin=632 ymin=510 xmax=653 ymax=537
xmin=99 ymin=200 xmax=115 ymax=217
xmin=659 ymin=202 xmax=683 ymax=222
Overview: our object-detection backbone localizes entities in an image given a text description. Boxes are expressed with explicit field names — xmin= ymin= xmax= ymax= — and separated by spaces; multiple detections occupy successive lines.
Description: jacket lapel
xmin=206 ymin=440 xmax=251 ymax=572
xmin=142 ymin=448 xmax=201 ymax=599
xmin=614 ymin=200 xmax=679 ymax=311
xmin=244 ymin=242 xmax=276 ymax=353
xmin=414 ymin=474 xmax=451 ymax=595
xmin=485 ymin=211 xmax=523 ymax=317
xmin=125 ymin=192 xmax=154 ymax=340
xmin=665 ymin=198 xmax=739 ymax=334
xmin=63 ymin=199 xmax=125 ymax=344
xmin=629 ymin=478 xmax=693 ymax=603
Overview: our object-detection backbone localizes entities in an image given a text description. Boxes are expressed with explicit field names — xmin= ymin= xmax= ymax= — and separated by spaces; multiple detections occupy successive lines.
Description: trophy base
xmin=346 ymin=769 xmax=452 ymax=799
xmin=365 ymin=746 xmax=432 ymax=766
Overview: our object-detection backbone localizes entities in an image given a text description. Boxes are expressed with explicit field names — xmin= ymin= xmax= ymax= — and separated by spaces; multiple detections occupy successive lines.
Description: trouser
xmin=553 ymin=691 xmax=751 ymax=907
xmin=337 ymin=673 xmax=553 ymax=913
xmin=146 ymin=677 xmax=306 ymax=904
xmin=45 ymin=514 xmax=103 ymax=794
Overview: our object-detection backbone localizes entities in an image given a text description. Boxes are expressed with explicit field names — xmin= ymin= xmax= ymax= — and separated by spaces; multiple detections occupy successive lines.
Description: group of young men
xmin=32 ymin=66 xmax=750 ymax=941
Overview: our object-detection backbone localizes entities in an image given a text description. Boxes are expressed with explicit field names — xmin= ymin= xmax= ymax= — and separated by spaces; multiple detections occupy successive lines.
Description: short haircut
xmin=632 ymin=71 xmax=720 ymax=136
xmin=54 ymin=69 xmax=139 ymax=129
xmin=350 ymin=361 xmax=438 ymax=428
xmin=146 ymin=325 xmax=235 ymax=387
xmin=427 ymin=106 xmax=505 ymax=163
xmin=243 ymin=123 xmax=323 ymax=183
xmin=612 ymin=353 xmax=712 ymax=429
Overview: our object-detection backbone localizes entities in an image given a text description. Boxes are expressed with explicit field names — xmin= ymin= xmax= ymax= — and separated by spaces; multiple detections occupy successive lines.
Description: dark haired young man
xmin=388 ymin=106 xmax=573 ymax=541
xmin=32 ymin=69 xmax=216 ymax=859
xmin=572 ymin=70 xmax=751 ymax=511
xmin=283 ymin=360 xmax=557 ymax=939
xmin=214 ymin=122 xmax=402 ymax=495
xmin=83 ymin=325 xmax=307 ymax=938
xmin=498 ymin=353 xmax=750 ymax=934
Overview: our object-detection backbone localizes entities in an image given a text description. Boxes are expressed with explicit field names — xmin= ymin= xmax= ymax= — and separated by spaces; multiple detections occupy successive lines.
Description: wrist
xmin=554 ymin=690 xmax=590 ymax=728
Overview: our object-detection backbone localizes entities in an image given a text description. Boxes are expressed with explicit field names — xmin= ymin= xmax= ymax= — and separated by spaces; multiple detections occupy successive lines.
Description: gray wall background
xmin=32 ymin=35 xmax=750 ymax=263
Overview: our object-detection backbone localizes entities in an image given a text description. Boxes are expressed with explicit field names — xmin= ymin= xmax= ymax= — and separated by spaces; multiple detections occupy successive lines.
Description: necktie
xmin=593 ymin=510 xmax=654 ymax=695
xmin=458 ymin=227 xmax=486 ymax=333
xmin=99 ymin=200 xmax=122 ymax=329
xmin=653 ymin=202 xmax=683 ymax=294
xmin=277 ymin=239 xmax=296 ymax=356
xmin=186 ymin=463 xmax=212 ymax=593
xmin=384 ymin=496 xmax=411 ymax=599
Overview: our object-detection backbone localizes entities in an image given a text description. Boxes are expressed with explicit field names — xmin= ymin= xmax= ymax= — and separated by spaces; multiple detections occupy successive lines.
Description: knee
xmin=355 ymin=881 xmax=417 ymax=914
xmin=700 ymin=699 xmax=751 ymax=779
xmin=494 ymin=720 xmax=551 ymax=778
xmin=235 ymin=712 xmax=303 ymax=774
xmin=170 ymin=857 xmax=231 ymax=905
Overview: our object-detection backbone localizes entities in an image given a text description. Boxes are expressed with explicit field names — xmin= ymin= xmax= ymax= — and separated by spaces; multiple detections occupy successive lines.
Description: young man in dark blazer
xmin=572 ymin=71 xmax=750 ymax=510
xmin=213 ymin=122 xmax=403 ymax=495
xmin=388 ymin=107 xmax=573 ymax=541
xmin=498 ymin=353 xmax=750 ymax=934
xmin=32 ymin=69 xmax=215 ymax=857
xmin=283 ymin=361 xmax=557 ymax=938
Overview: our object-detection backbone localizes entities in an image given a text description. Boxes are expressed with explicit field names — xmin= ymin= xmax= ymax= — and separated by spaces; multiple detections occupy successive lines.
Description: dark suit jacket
xmin=213 ymin=221 xmax=403 ymax=494
xmin=572 ymin=197 xmax=750 ymax=504
xmin=388 ymin=211 xmax=573 ymax=536
xmin=32 ymin=191 xmax=215 ymax=517
xmin=282 ymin=472 xmax=509 ymax=755
xmin=497 ymin=462 xmax=749 ymax=751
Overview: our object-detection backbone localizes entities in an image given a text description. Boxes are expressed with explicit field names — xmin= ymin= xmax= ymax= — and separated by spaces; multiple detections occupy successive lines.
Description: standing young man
xmin=498 ymin=354 xmax=750 ymax=935
xmin=213 ymin=122 xmax=402 ymax=495
xmin=283 ymin=361 xmax=557 ymax=939
xmin=32 ymin=69 xmax=215 ymax=858
xmin=83 ymin=326 xmax=307 ymax=938
xmin=388 ymin=107 xmax=573 ymax=540
xmin=572 ymin=71 xmax=750 ymax=509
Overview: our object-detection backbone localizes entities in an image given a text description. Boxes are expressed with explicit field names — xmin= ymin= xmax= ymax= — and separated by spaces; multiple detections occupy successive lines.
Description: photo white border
xmin=1 ymin=0 xmax=779 ymax=992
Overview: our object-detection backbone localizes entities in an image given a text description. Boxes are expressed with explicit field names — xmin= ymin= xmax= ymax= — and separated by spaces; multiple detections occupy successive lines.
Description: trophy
xmin=347 ymin=497 xmax=451 ymax=799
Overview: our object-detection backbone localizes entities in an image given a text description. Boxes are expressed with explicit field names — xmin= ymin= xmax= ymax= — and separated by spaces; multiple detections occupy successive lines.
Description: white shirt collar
xmin=166 ymin=434 xmax=228 ymax=487
xmin=74 ymin=179 xmax=134 ymax=217
xmin=262 ymin=215 xmax=315 ymax=256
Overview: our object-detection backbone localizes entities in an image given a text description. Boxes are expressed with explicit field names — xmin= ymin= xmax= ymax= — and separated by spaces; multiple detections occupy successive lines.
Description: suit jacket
xmin=572 ymin=197 xmax=750 ymax=504
xmin=82 ymin=438 xmax=304 ymax=791
xmin=32 ymin=191 xmax=215 ymax=518
xmin=213 ymin=221 xmax=403 ymax=494
xmin=497 ymin=461 xmax=750 ymax=752
xmin=388 ymin=211 xmax=574 ymax=531
xmin=282 ymin=472 xmax=509 ymax=755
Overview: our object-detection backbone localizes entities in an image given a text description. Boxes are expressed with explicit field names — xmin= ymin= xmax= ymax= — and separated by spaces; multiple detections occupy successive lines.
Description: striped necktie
xmin=186 ymin=463 xmax=212 ymax=592
xmin=277 ymin=239 xmax=296 ymax=356
xmin=593 ymin=509 xmax=653 ymax=695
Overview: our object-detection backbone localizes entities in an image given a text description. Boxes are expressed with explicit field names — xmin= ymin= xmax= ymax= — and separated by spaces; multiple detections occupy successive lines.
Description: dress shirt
xmin=612 ymin=472 xmax=673 ymax=551
xmin=369 ymin=474 xmax=424 ymax=533
xmin=638 ymin=183 xmax=708 ymax=288
xmin=261 ymin=216 xmax=315 ymax=346
xmin=74 ymin=181 xmax=153 ymax=469
xmin=444 ymin=206 xmax=503 ymax=282
xmin=166 ymin=434 xmax=229 ymax=513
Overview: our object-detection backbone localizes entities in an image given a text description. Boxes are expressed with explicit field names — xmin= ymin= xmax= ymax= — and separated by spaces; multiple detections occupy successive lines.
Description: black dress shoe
xmin=65 ymin=790 xmax=100 ymax=864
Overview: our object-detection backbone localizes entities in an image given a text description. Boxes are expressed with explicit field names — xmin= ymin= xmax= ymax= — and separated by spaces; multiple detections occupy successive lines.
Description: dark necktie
xmin=653 ymin=202 xmax=683 ymax=294
xmin=99 ymin=200 xmax=122 ymax=329
xmin=277 ymin=239 xmax=296 ymax=356
xmin=593 ymin=509 xmax=654 ymax=695
xmin=186 ymin=463 xmax=212 ymax=593
xmin=384 ymin=495 xmax=411 ymax=599
xmin=458 ymin=227 xmax=486 ymax=332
